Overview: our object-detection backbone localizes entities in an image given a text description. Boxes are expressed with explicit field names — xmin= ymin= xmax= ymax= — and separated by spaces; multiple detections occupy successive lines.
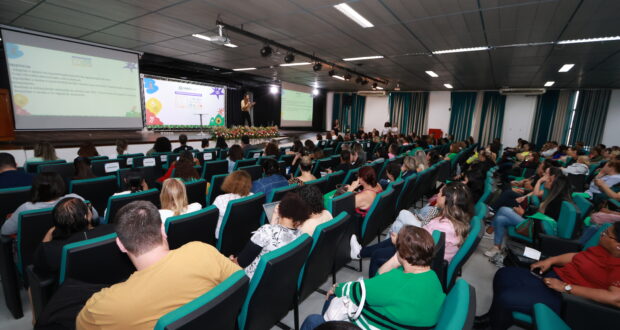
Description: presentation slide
xmin=281 ymin=82 xmax=314 ymax=127
xmin=1 ymin=29 xmax=142 ymax=129
xmin=143 ymin=76 xmax=225 ymax=128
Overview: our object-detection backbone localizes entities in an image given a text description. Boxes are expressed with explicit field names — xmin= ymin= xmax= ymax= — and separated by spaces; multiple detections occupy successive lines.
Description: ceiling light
xmin=224 ymin=43 xmax=238 ymax=48
xmin=312 ymin=88 xmax=319 ymax=96
xmin=444 ymin=83 xmax=453 ymax=89
xmin=260 ymin=45 xmax=272 ymax=57
xmin=313 ymin=63 xmax=322 ymax=72
xmin=270 ymin=85 xmax=279 ymax=94
xmin=425 ymin=71 xmax=438 ymax=77
xmin=344 ymin=73 xmax=352 ymax=81
xmin=558 ymin=64 xmax=574 ymax=72
xmin=544 ymin=81 xmax=555 ymax=87
xmin=284 ymin=53 xmax=295 ymax=63
xmin=432 ymin=46 xmax=489 ymax=55
xmin=334 ymin=3 xmax=374 ymax=28
xmin=394 ymin=83 xmax=401 ymax=91
xmin=192 ymin=34 xmax=212 ymax=41
xmin=279 ymin=62 xmax=311 ymax=67
xmin=375 ymin=86 xmax=384 ymax=90
xmin=233 ymin=67 xmax=257 ymax=71
xmin=343 ymin=55 xmax=383 ymax=61
xmin=371 ymin=82 xmax=378 ymax=89
xmin=332 ymin=75 xmax=345 ymax=81
xmin=328 ymin=70 xmax=336 ymax=77
xmin=558 ymin=36 xmax=620 ymax=45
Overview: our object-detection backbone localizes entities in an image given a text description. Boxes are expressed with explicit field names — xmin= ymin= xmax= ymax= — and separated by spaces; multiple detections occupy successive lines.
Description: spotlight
xmin=270 ymin=85 xmax=279 ymax=94
xmin=313 ymin=62 xmax=322 ymax=72
xmin=344 ymin=73 xmax=352 ymax=81
xmin=355 ymin=76 xmax=363 ymax=84
xmin=260 ymin=45 xmax=272 ymax=57
xmin=328 ymin=69 xmax=336 ymax=77
xmin=372 ymin=82 xmax=378 ymax=89
xmin=284 ymin=53 xmax=295 ymax=63
xmin=312 ymin=88 xmax=319 ymax=96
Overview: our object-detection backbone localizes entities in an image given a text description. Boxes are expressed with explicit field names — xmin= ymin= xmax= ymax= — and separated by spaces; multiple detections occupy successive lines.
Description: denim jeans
xmin=489 ymin=267 xmax=562 ymax=330
xmin=491 ymin=206 xmax=525 ymax=246
xmin=300 ymin=296 xmax=335 ymax=330
xmin=360 ymin=239 xmax=396 ymax=277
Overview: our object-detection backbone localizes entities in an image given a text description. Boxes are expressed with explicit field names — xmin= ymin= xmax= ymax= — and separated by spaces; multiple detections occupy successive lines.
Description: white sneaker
xmin=484 ymin=246 xmax=501 ymax=258
xmin=483 ymin=229 xmax=494 ymax=240
xmin=350 ymin=235 xmax=362 ymax=260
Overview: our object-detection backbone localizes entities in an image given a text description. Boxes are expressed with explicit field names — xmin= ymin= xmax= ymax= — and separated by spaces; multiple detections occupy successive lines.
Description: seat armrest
xmin=562 ymin=293 xmax=620 ymax=329
xmin=26 ymin=265 xmax=56 ymax=321
xmin=0 ymin=235 xmax=23 ymax=318
xmin=538 ymin=234 xmax=582 ymax=258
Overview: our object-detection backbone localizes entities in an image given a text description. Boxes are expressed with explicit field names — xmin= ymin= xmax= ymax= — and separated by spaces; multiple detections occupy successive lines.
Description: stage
xmin=0 ymin=129 xmax=319 ymax=150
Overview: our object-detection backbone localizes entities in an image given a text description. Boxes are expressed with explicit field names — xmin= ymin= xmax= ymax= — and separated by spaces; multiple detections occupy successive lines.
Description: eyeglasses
xmin=602 ymin=230 xmax=618 ymax=242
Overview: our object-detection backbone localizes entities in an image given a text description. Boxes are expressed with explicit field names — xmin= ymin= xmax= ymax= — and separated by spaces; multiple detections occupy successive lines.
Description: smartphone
xmin=530 ymin=268 xmax=543 ymax=279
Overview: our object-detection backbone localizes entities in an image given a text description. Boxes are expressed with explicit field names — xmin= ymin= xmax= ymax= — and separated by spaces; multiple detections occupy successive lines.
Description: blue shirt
xmin=251 ymin=174 xmax=289 ymax=197
xmin=0 ymin=170 xmax=33 ymax=189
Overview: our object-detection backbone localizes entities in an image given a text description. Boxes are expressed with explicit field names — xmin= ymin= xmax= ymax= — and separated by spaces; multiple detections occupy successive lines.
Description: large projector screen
xmin=1 ymin=29 xmax=142 ymax=129
xmin=281 ymin=82 xmax=313 ymax=127
xmin=142 ymin=76 xmax=226 ymax=128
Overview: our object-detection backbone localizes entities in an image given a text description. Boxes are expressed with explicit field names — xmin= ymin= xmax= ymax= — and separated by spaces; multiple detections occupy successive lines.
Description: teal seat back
xmin=216 ymin=193 xmax=266 ymax=256
xmin=207 ymin=174 xmax=228 ymax=204
xmin=342 ymin=167 xmax=361 ymax=185
xmin=533 ymin=303 xmax=570 ymax=330
xmin=446 ymin=215 xmax=483 ymax=290
xmin=17 ymin=208 xmax=54 ymax=275
xmin=573 ymin=195 xmax=593 ymax=222
xmin=584 ymin=223 xmax=612 ymax=249
xmin=237 ymin=235 xmax=312 ymax=330
xmin=434 ymin=279 xmax=475 ymax=330
xmin=154 ymin=270 xmax=249 ymax=330
xmin=360 ymin=188 xmax=395 ymax=246
xmin=70 ymin=175 xmax=118 ymax=215
xmin=165 ymin=206 xmax=218 ymax=249
xmin=0 ymin=185 xmax=32 ymax=221
xmin=28 ymin=160 xmax=66 ymax=173
xmin=557 ymin=201 xmax=578 ymax=239
xmin=104 ymin=188 xmax=160 ymax=224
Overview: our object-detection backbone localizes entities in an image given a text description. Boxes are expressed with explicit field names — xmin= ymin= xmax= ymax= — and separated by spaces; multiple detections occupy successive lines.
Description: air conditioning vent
xmin=499 ymin=88 xmax=546 ymax=96
xmin=357 ymin=91 xmax=386 ymax=96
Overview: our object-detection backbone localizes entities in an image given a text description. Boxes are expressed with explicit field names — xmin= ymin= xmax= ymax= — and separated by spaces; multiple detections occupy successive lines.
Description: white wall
xmin=427 ymin=91 xmax=451 ymax=135
xmin=500 ymin=94 xmax=537 ymax=147
xmin=601 ymin=89 xmax=620 ymax=146
xmin=362 ymin=96 xmax=389 ymax=132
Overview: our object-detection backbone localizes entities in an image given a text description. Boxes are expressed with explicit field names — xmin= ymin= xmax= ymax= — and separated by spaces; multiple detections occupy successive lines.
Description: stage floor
xmin=0 ymin=129 xmax=319 ymax=150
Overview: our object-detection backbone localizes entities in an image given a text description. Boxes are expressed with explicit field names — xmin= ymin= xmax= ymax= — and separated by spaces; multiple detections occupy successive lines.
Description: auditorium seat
xmin=136 ymin=165 xmax=165 ymax=188
xmin=434 ymin=279 xmax=476 ymax=330
xmin=237 ymin=235 xmax=312 ymax=330
xmin=435 ymin=160 xmax=452 ymax=183
xmin=37 ymin=162 xmax=74 ymax=183
xmin=342 ymin=167 xmax=360 ymax=186
xmin=26 ymin=160 xmax=66 ymax=173
xmin=369 ymin=159 xmax=384 ymax=178
xmin=325 ymin=170 xmax=345 ymax=192
xmin=431 ymin=231 xmax=447 ymax=290
xmin=239 ymin=164 xmax=263 ymax=181
xmin=218 ymin=148 xmax=229 ymax=160
xmin=91 ymin=159 xmax=123 ymax=177
xmin=245 ymin=150 xmax=263 ymax=159
xmin=322 ymin=148 xmax=334 ymax=157
xmin=297 ymin=212 xmax=349 ymax=302
xmin=278 ymin=154 xmax=294 ymax=167
xmin=15 ymin=208 xmax=54 ymax=278
xmin=132 ymin=155 xmax=162 ymax=168
xmin=313 ymin=158 xmax=332 ymax=178
xmin=70 ymin=176 xmax=116 ymax=216
xmin=385 ymin=178 xmax=405 ymax=222
xmin=507 ymin=201 xmax=578 ymax=245
xmin=207 ymin=174 xmax=227 ymax=204
xmin=196 ymin=148 xmax=218 ymax=165
xmin=117 ymin=153 xmax=144 ymax=168
xmin=0 ymin=235 xmax=22 ymax=318
xmin=184 ymin=179 xmax=207 ymax=207
xmin=104 ymin=188 xmax=159 ymax=224
xmin=356 ymin=188 xmax=396 ymax=271
xmin=234 ymin=158 xmax=257 ymax=171
xmin=305 ymin=177 xmax=329 ymax=194
xmin=409 ymin=168 xmax=433 ymax=208
xmin=257 ymin=156 xmax=276 ymax=167
xmin=0 ymin=186 xmax=31 ymax=227
xmin=533 ymin=303 xmax=569 ymax=330
xmin=216 ymin=193 xmax=265 ymax=257
xmin=445 ymin=206 xmax=485 ymax=291
xmin=154 ymin=270 xmax=249 ymax=330
xmin=87 ymin=156 xmax=108 ymax=162
xmin=395 ymin=173 xmax=418 ymax=212
xmin=567 ymin=173 xmax=587 ymax=192
xmin=165 ymin=206 xmax=218 ymax=249
xmin=201 ymin=159 xmax=228 ymax=181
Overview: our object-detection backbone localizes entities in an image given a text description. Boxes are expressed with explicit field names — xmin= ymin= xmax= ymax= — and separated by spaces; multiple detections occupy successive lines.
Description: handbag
xmin=324 ymin=279 xmax=366 ymax=322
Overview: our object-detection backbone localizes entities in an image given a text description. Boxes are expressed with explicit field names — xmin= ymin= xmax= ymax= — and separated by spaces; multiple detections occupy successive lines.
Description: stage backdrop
xmin=142 ymin=75 xmax=226 ymax=128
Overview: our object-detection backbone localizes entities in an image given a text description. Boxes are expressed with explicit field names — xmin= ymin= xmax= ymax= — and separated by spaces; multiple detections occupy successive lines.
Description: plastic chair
xmin=237 ymin=235 xmax=312 ymax=330
xmin=217 ymin=193 xmax=266 ymax=257
xmin=154 ymin=270 xmax=249 ymax=330
xmin=165 ymin=206 xmax=218 ymax=249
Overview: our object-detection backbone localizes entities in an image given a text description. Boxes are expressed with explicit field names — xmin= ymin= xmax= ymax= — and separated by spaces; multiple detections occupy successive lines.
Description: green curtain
xmin=477 ymin=91 xmax=506 ymax=146
xmin=569 ymin=89 xmax=611 ymax=146
xmin=449 ymin=92 xmax=477 ymax=141
xmin=332 ymin=93 xmax=365 ymax=133
xmin=530 ymin=90 xmax=560 ymax=149
xmin=388 ymin=92 xmax=429 ymax=135
xmin=550 ymin=91 xmax=574 ymax=144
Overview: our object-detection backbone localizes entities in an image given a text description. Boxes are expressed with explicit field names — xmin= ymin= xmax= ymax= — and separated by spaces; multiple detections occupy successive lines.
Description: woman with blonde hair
xmin=158 ymin=178 xmax=201 ymax=223
xmin=28 ymin=142 xmax=59 ymax=163
xmin=213 ymin=170 xmax=254 ymax=238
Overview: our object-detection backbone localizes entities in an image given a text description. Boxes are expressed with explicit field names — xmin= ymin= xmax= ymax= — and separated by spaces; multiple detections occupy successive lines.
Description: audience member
xmin=116 ymin=139 xmax=128 ymax=156
xmin=213 ymin=170 xmax=253 ymax=239
xmin=346 ymin=166 xmax=382 ymax=220
xmin=289 ymin=156 xmax=316 ymax=185
xmin=77 ymin=142 xmax=99 ymax=158
xmin=227 ymin=144 xmax=244 ymax=173
xmin=251 ymin=158 xmax=288 ymax=196
xmin=157 ymin=151 xmax=199 ymax=183
xmin=201 ymin=138 xmax=209 ymax=150
xmin=241 ymin=135 xmax=252 ymax=155
xmin=116 ymin=169 xmax=148 ymax=196
xmin=302 ymin=226 xmax=445 ymax=330
xmin=76 ymin=201 xmax=240 ymax=329
xmin=147 ymin=137 xmax=172 ymax=156
xmin=28 ymin=142 xmax=59 ymax=163
xmin=173 ymin=134 xmax=193 ymax=153
xmin=589 ymin=146 xmax=605 ymax=163
xmin=264 ymin=142 xmax=280 ymax=158
xmin=298 ymin=185 xmax=333 ymax=236
xmin=233 ymin=192 xmax=310 ymax=278
xmin=2 ymin=172 xmax=98 ymax=235
xmin=73 ymin=157 xmax=96 ymax=180
xmin=33 ymin=198 xmax=113 ymax=279
xmin=158 ymin=178 xmax=201 ymax=223
xmin=387 ymin=143 xmax=398 ymax=159
xmin=0 ymin=152 xmax=33 ymax=188
xmin=379 ymin=162 xmax=401 ymax=190
xmin=215 ymin=136 xmax=228 ymax=149
xmin=561 ymin=155 xmax=590 ymax=175
xmin=586 ymin=160 xmax=620 ymax=203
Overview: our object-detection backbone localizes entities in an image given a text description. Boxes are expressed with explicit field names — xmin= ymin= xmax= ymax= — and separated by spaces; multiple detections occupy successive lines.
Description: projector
xmin=207 ymin=35 xmax=231 ymax=45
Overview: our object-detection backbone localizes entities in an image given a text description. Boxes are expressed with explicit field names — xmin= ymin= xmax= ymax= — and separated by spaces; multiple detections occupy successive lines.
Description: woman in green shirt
xmin=301 ymin=226 xmax=446 ymax=330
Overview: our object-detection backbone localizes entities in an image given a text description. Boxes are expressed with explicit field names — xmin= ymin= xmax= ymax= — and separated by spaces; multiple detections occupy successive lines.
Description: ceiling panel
xmin=28 ymin=3 xmax=117 ymax=30
xmin=12 ymin=15 xmax=93 ymax=37
xmin=46 ymin=0 xmax=150 ymax=21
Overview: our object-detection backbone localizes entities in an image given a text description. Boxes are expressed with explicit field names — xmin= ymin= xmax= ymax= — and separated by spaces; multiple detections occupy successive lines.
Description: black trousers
xmin=241 ymin=111 xmax=252 ymax=126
